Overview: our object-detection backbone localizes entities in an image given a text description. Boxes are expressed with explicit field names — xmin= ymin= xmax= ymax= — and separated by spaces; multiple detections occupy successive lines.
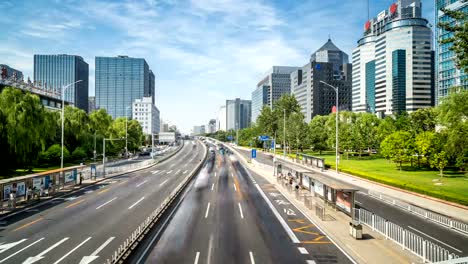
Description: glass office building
xmin=226 ymin=98 xmax=251 ymax=130
xmin=95 ymin=56 xmax=154 ymax=119
xmin=34 ymin=54 xmax=89 ymax=111
xmin=435 ymin=0 xmax=468 ymax=104
xmin=251 ymin=85 xmax=268 ymax=123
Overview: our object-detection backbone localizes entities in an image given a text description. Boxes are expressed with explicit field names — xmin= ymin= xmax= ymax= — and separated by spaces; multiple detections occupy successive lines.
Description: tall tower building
xmin=34 ymin=54 xmax=89 ymax=111
xmin=226 ymin=98 xmax=251 ymax=130
xmin=95 ymin=56 xmax=155 ymax=119
xmin=291 ymin=39 xmax=352 ymax=123
xmin=352 ymin=0 xmax=434 ymax=116
xmin=435 ymin=0 xmax=468 ymax=104
xmin=251 ymin=66 xmax=299 ymax=122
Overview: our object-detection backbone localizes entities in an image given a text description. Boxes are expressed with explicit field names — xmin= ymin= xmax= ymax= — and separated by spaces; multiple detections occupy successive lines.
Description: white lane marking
xmin=254 ymin=184 xmax=300 ymax=243
xmin=128 ymin=197 xmax=145 ymax=210
xmin=249 ymin=251 xmax=255 ymax=264
xmin=23 ymin=237 xmax=69 ymax=264
xmin=0 ymin=239 xmax=27 ymax=253
xmin=231 ymin=172 xmax=234 ymax=178
xmin=408 ymin=226 xmax=462 ymax=253
xmin=238 ymin=203 xmax=244 ymax=219
xmin=306 ymin=261 xmax=317 ymax=264
xmin=79 ymin=237 xmax=115 ymax=264
xmin=207 ymin=235 xmax=214 ymax=264
xmin=194 ymin=252 xmax=200 ymax=264
xmin=233 ymin=184 xmax=237 ymax=191
xmin=96 ymin=197 xmax=117 ymax=210
xmin=160 ymin=179 xmax=169 ymax=187
xmin=211 ymin=183 xmax=215 ymax=191
xmin=214 ymin=172 xmax=217 ymax=177
xmin=151 ymin=170 xmax=160 ymax=174
xmin=175 ymin=169 xmax=181 ymax=174
xmin=0 ymin=238 xmax=44 ymax=263
xmin=136 ymin=180 xmax=148 ymax=187
xmin=183 ymin=170 xmax=188 ymax=174
xmin=298 ymin=247 xmax=309 ymax=254
xmin=170 ymin=163 xmax=175 ymax=168
xmin=205 ymin=203 xmax=211 ymax=218
xmin=53 ymin=237 xmax=92 ymax=264
xmin=166 ymin=170 xmax=173 ymax=174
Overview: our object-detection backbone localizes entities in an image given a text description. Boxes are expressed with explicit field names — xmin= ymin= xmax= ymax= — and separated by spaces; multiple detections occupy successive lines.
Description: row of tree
xmin=208 ymin=90 xmax=467 ymax=175
xmin=0 ymin=87 xmax=144 ymax=174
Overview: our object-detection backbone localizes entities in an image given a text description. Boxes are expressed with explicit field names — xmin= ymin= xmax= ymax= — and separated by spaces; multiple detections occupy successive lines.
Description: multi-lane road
xmin=0 ymin=140 xmax=205 ymax=264
xmin=234 ymin=148 xmax=468 ymax=257
xmin=137 ymin=143 xmax=355 ymax=264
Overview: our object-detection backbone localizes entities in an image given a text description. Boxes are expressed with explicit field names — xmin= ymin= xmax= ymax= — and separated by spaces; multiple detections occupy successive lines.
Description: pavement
xmin=140 ymin=142 xmax=355 ymax=264
xmin=0 ymin=139 xmax=205 ymax=264
xmin=234 ymin=147 xmax=468 ymax=257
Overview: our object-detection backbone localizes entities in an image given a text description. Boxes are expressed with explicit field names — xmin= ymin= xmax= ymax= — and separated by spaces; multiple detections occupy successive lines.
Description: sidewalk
xmin=236 ymin=145 xmax=468 ymax=223
xmin=230 ymin=144 xmax=421 ymax=264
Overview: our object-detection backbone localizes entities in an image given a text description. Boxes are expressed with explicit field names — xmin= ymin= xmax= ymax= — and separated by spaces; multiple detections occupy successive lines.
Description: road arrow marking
xmin=22 ymin=237 xmax=68 ymax=264
xmin=53 ymin=237 xmax=91 ymax=264
xmin=0 ymin=238 xmax=44 ymax=263
xmin=0 ymin=239 xmax=27 ymax=253
xmin=79 ymin=237 xmax=115 ymax=264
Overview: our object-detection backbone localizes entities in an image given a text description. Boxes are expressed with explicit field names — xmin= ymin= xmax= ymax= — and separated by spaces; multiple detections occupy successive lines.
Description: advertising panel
xmin=314 ymin=182 xmax=324 ymax=197
xmin=336 ymin=191 xmax=352 ymax=213
xmin=16 ymin=182 xmax=26 ymax=197
xmin=32 ymin=177 xmax=43 ymax=190
xmin=64 ymin=171 xmax=75 ymax=184
xmin=303 ymin=176 xmax=310 ymax=190
xmin=3 ymin=184 xmax=12 ymax=200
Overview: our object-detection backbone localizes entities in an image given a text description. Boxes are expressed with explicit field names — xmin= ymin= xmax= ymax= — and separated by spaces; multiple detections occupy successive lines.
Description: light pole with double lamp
xmin=320 ymin=80 xmax=339 ymax=174
xmin=61 ymin=80 xmax=82 ymax=175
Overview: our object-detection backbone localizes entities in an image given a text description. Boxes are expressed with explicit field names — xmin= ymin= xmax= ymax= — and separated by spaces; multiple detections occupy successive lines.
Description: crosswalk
xmin=0 ymin=236 xmax=116 ymax=264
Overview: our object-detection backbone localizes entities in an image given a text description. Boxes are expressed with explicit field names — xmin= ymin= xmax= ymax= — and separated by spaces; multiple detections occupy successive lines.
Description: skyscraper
xmin=352 ymin=0 xmax=434 ymax=116
xmin=95 ymin=56 xmax=154 ymax=119
xmin=217 ymin=105 xmax=227 ymax=131
xmin=291 ymin=39 xmax=352 ymax=123
xmin=226 ymin=98 xmax=251 ymax=130
xmin=251 ymin=66 xmax=299 ymax=122
xmin=34 ymin=54 xmax=89 ymax=111
xmin=435 ymin=0 xmax=468 ymax=104
xmin=132 ymin=96 xmax=160 ymax=135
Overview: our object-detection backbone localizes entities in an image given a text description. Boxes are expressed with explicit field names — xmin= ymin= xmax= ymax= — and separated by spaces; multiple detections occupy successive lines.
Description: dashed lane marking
xmin=128 ymin=197 xmax=145 ymax=210
xmin=13 ymin=218 xmax=44 ymax=232
xmin=136 ymin=180 xmax=148 ymax=187
xmin=298 ymin=247 xmax=309 ymax=254
xmin=160 ymin=179 xmax=169 ymax=187
xmin=96 ymin=197 xmax=117 ymax=210
xmin=249 ymin=251 xmax=255 ymax=264
xmin=194 ymin=252 xmax=200 ymax=264
xmin=65 ymin=199 xmax=85 ymax=209
xmin=166 ymin=170 xmax=173 ymax=174
xmin=53 ymin=237 xmax=92 ymax=264
xmin=238 ymin=203 xmax=244 ymax=219
xmin=205 ymin=203 xmax=211 ymax=218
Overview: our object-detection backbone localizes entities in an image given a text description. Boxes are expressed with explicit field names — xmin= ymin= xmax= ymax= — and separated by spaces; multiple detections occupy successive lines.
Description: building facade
xmin=207 ymin=119 xmax=217 ymax=134
xmin=0 ymin=64 xmax=23 ymax=80
xmin=217 ymin=105 xmax=227 ymax=131
xmin=226 ymin=98 xmax=251 ymax=130
xmin=95 ymin=56 xmax=154 ymax=119
xmin=291 ymin=39 xmax=352 ymax=123
xmin=88 ymin=96 xmax=97 ymax=113
xmin=251 ymin=66 xmax=299 ymax=122
xmin=34 ymin=54 xmax=89 ymax=112
xmin=352 ymin=0 xmax=434 ymax=116
xmin=435 ymin=0 xmax=468 ymax=104
xmin=132 ymin=96 xmax=160 ymax=136
xmin=193 ymin=125 xmax=205 ymax=136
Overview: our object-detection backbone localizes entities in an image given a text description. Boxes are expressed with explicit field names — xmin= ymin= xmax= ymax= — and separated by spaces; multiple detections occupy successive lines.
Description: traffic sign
xmin=227 ymin=135 xmax=233 ymax=141
xmin=259 ymin=135 xmax=269 ymax=141
xmin=251 ymin=149 xmax=257 ymax=158
xmin=271 ymin=140 xmax=275 ymax=149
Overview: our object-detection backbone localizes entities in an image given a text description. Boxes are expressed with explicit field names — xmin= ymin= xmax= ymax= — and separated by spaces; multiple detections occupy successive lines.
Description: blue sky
xmin=0 ymin=0 xmax=435 ymax=133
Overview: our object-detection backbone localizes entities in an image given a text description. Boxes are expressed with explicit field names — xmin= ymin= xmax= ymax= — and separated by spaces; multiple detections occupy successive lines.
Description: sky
xmin=0 ymin=0 xmax=435 ymax=133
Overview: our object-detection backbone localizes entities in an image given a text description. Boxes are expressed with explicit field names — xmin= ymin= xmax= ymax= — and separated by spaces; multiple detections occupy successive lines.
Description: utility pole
xmin=236 ymin=122 xmax=239 ymax=145
xmin=283 ymin=109 xmax=286 ymax=160
xmin=125 ymin=106 xmax=130 ymax=158
xmin=320 ymin=81 xmax=339 ymax=174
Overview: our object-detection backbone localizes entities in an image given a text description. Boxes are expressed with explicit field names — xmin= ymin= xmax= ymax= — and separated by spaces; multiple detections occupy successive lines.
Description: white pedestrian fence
xmin=354 ymin=208 xmax=460 ymax=263
xmin=368 ymin=190 xmax=468 ymax=235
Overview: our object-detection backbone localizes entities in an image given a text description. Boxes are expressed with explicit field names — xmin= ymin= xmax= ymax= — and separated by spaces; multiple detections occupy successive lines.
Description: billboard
xmin=3 ymin=184 xmax=12 ymax=200
xmin=336 ymin=191 xmax=352 ymax=213
xmin=314 ymin=182 xmax=324 ymax=197
xmin=16 ymin=182 xmax=26 ymax=197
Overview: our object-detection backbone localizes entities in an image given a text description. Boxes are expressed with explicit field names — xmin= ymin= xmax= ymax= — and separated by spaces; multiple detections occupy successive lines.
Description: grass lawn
xmin=312 ymin=153 xmax=468 ymax=206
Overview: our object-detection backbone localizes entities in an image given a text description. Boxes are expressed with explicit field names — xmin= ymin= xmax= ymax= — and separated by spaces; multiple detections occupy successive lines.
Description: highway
xmin=235 ymin=148 xmax=468 ymax=257
xmin=138 ymin=143 xmax=354 ymax=264
xmin=0 ymin=140 xmax=205 ymax=264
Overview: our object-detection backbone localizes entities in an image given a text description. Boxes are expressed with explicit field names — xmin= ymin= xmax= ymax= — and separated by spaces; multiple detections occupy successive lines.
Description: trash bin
xmin=349 ymin=221 xmax=362 ymax=239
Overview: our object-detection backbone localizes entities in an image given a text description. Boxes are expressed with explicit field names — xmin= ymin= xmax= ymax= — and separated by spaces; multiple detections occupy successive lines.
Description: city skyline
xmin=0 ymin=0 xmax=435 ymax=133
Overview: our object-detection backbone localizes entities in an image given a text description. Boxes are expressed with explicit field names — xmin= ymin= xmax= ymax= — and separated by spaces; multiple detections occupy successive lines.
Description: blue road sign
xmin=251 ymin=149 xmax=257 ymax=158
xmin=227 ymin=135 xmax=233 ymax=140
xmin=259 ymin=135 xmax=269 ymax=141
xmin=316 ymin=63 xmax=321 ymax=70
xmin=271 ymin=140 xmax=275 ymax=149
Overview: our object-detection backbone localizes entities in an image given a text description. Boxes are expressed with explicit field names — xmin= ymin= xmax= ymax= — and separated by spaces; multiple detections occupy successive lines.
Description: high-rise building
xmin=160 ymin=120 xmax=169 ymax=132
xmin=352 ymin=0 xmax=434 ymax=116
xmin=291 ymin=39 xmax=352 ymax=123
xmin=226 ymin=98 xmax=251 ymax=130
xmin=217 ymin=105 xmax=227 ymax=131
xmin=193 ymin=125 xmax=205 ymax=136
xmin=435 ymin=0 xmax=468 ymax=104
xmin=34 ymin=54 xmax=89 ymax=112
xmin=0 ymin=64 xmax=23 ymax=80
xmin=132 ymin=96 xmax=160 ymax=135
xmin=88 ymin=96 xmax=97 ymax=113
xmin=251 ymin=66 xmax=299 ymax=122
xmin=207 ymin=119 xmax=217 ymax=134
xmin=95 ymin=56 xmax=155 ymax=119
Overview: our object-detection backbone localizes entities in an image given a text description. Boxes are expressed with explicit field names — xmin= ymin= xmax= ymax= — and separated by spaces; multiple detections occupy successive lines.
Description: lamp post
xmin=125 ymin=106 xmax=131 ymax=158
xmin=283 ymin=109 xmax=286 ymax=160
xmin=320 ymin=80 xmax=339 ymax=174
xmin=60 ymin=80 xmax=82 ymax=175
xmin=102 ymin=137 xmax=125 ymax=177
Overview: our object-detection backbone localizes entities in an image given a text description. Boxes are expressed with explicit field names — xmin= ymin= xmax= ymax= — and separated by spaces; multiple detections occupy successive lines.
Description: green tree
xmin=414 ymin=131 xmax=445 ymax=167
xmin=380 ymin=131 xmax=414 ymax=170
xmin=273 ymin=95 xmax=302 ymax=151
xmin=438 ymin=0 xmax=468 ymax=71
xmin=63 ymin=106 xmax=91 ymax=155
xmin=410 ymin=108 xmax=437 ymax=133
xmin=256 ymin=105 xmax=276 ymax=137
xmin=430 ymin=151 xmax=449 ymax=177
xmin=286 ymin=112 xmax=308 ymax=153
xmin=39 ymin=144 xmax=70 ymax=166
xmin=108 ymin=118 xmax=144 ymax=155
xmin=308 ymin=115 xmax=329 ymax=154
xmin=352 ymin=113 xmax=380 ymax=157
xmin=377 ymin=116 xmax=397 ymax=144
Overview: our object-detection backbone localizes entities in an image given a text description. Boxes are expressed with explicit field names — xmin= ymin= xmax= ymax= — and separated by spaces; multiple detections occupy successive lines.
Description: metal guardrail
xmin=105 ymin=141 xmax=207 ymax=264
xmin=354 ymin=208 xmax=460 ymax=263
xmin=368 ymin=190 xmax=468 ymax=235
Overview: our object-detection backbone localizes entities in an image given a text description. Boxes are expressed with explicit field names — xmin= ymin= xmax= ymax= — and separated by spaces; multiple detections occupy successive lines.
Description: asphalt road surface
xmin=0 ymin=140 xmax=205 ymax=264
xmin=140 ymin=144 xmax=354 ymax=264
xmin=235 ymin=148 xmax=468 ymax=257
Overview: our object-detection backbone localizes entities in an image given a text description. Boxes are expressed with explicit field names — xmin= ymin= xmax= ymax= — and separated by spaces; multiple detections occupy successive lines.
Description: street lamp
xmin=102 ymin=137 xmax=125 ymax=177
xmin=61 ymin=80 xmax=82 ymax=174
xmin=320 ymin=80 xmax=339 ymax=174
xmin=125 ymin=106 xmax=131 ymax=158
xmin=283 ymin=109 xmax=286 ymax=160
